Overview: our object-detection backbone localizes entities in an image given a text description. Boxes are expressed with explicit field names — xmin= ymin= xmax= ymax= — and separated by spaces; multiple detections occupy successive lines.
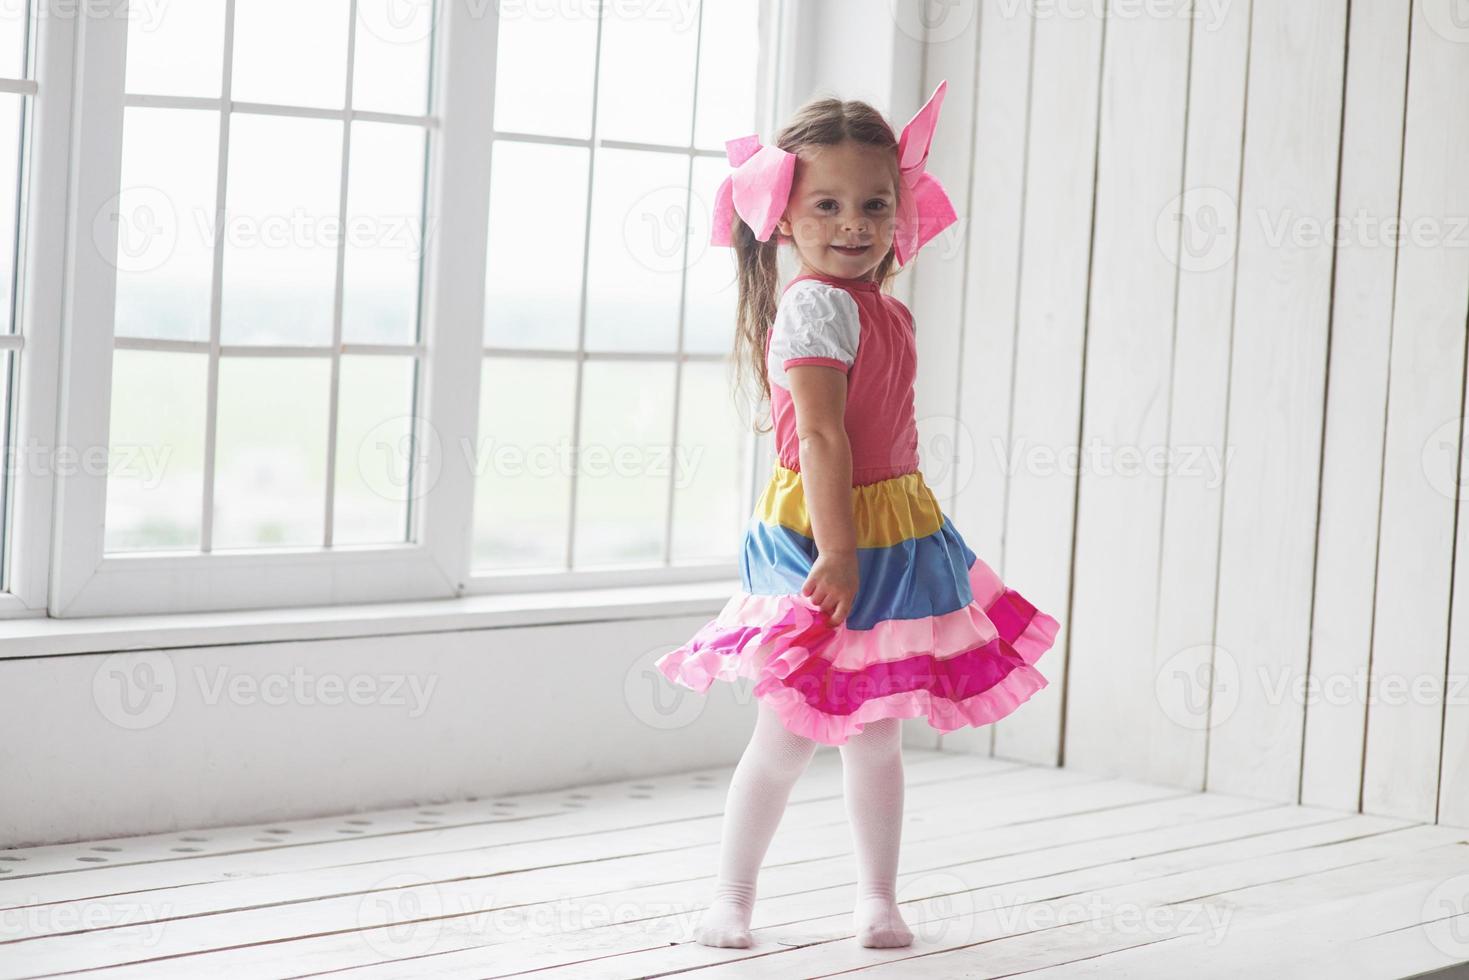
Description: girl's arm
xmin=787 ymin=364 xmax=859 ymax=625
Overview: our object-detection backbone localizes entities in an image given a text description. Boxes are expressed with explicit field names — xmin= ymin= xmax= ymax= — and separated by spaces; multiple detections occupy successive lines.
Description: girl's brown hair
xmin=725 ymin=96 xmax=903 ymax=434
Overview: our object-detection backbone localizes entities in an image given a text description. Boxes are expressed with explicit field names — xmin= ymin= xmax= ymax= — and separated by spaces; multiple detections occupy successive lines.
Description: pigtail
xmin=729 ymin=215 xmax=782 ymax=435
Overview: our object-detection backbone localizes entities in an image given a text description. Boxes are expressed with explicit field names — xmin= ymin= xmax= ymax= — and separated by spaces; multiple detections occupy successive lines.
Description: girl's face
xmin=776 ymin=139 xmax=898 ymax=281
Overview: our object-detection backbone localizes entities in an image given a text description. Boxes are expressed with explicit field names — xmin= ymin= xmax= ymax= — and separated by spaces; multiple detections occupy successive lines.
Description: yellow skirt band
xmin=753 ymin=462 xmax=945 ymax=549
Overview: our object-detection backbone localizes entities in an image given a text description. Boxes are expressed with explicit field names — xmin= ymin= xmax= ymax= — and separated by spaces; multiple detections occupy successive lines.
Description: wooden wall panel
xmin=1151 ymin=0 xmax=1254 ymax=791
xmin=1300 ymin=0 xmax=1411 ymax=815
xmin=940 ymin=0 xmax=1038 ymax=756
xmin=1202 ymin=0 xmax=1347 ymax=801
xmin=1364 ymin=0 xmax=1469 ymax=823
xmin=1062 ymin=3 xmax=1193 ymax=777
xmin=993 ymin=2 xmax=1105 ymax=765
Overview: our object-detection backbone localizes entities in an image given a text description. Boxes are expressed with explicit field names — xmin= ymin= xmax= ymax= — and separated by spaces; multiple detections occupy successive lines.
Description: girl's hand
xmin=802 ymin=549 xmax=860 ymax=628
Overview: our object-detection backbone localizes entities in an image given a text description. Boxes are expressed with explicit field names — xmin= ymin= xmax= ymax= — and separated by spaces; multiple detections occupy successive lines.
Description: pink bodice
xmin=764 ymin=271 xmax=921 ymax=486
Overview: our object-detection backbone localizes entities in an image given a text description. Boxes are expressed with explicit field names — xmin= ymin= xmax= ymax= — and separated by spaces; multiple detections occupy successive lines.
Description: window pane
xmin=692 ymin=0 xmax=759 ymax=149
xmin=492 ymin=4 xmax=596 ymax=139
xmin=213 ymin=357 xmax=330 ymax=549
xmin=0 ymin=94 xmax=21 ymax=336
xmin=342 ymin=122 xmax=426 ymax=345
xmin=352 ymin=0 xmax=433 ymax=116
xmin=220 ymin=115 xmax=342 ymax=346
xmin=104 ymin=350 xmax=207 ymax=552
xmin=484 ymin=141 xmax=587 ymax=349
xmin=124 ymin=0 xmax=225 ymax=97
xmin=113 ymin=107 xmax=218 ymax=343
xmin=596 ymin=0 xmax=698 ymax=146
xmin=572 ymin=359 xmax=675 ymax=567
xmin=584 ymin=148 xmax=686 ymax=352
xmin=681 ymin=154 xmax=736 ymax=354
xmin=231 ymin=0 xmax=350 ymax=109
xmin=0 ymin=7 xmax=25 ymax=80
xmin=473 ymin=357 xmax=576 ymax=570
xmin=334 ymin=355 xmax=415 ymax=545
xmin=671 ymin=361 xmax=743 ymax=561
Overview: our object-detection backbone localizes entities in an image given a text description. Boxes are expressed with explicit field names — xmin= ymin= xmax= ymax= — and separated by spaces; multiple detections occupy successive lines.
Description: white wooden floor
xmin=3 ymin=750 xmax=1469 ymax=979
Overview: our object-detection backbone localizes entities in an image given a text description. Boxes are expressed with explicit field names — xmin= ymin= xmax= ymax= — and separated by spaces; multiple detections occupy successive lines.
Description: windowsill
xmin=0 ymin=579 xmax=740 ymax=659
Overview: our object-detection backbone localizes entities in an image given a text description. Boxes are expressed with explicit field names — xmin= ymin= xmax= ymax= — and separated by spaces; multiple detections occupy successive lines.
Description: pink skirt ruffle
xmin=655 ymin=554 xmax=1060 ymax=746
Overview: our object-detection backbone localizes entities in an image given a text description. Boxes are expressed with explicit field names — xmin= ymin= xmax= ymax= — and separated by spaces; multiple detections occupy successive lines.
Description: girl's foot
xmin=854 ymin=895 xmax=913 ymax=948
xmin=695 ymin=896 xmax=755 ymax=948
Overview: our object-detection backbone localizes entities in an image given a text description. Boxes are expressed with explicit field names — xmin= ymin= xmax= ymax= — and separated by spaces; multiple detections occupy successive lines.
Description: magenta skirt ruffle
xmin=655 ymin=553 xmax=1060 ymax=746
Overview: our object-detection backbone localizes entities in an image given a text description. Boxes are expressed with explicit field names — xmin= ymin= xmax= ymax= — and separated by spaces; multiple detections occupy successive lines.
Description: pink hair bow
xmin=710 ymin=134 xmax=796 ymax=247
xmin=892 ymin=80 xmax=959 ymax=266
xmin=710 ymin=80 xmax=959 ymax=267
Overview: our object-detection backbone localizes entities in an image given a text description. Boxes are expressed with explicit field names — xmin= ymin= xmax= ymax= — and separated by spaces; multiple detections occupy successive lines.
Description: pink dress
xmin=655 ymin=269 xmax=1060 ymax=745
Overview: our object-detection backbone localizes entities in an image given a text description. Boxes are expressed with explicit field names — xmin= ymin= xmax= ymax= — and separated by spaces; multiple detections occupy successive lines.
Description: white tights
xmin=695 ymin=699 xmax=914 ymax=949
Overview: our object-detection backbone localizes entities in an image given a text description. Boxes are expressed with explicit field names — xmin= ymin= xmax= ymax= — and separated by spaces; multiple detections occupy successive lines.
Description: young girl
xmin=655 ymin=81 xmax=1061 ymax=950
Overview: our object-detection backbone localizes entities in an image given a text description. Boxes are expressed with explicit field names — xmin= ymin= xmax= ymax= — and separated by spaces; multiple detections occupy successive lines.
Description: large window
xmin=472 ymin=0 xmax=761 ymax=580
xmin=105 ymin=0 xmax=432 ymax=552
xmin=41 ymin=0 xmax=775 ymax=617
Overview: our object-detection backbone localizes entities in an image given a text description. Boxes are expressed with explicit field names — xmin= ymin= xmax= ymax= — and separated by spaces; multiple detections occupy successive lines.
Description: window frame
xmin=47 ymin=0 xmax=781 ymax=619
xmin=2 ymin=0 xmax=71 ymax=617
xmin=52 ymin=0 xmax=464 ymax=617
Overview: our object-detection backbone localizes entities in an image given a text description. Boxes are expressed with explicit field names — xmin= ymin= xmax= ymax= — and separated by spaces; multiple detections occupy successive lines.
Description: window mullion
xmin=412 ymin=0 xmax=500 ymax=593
xmin=323 ymin=0 xmax=361 ymax=549
xmin=562 ymin=3 xmax=607 ymax=573
xmin=48 ymin=4 xmax=129 ymax=614
xmin=122 ymin=93 xmax=435 ymax=130
xmin=662 ymin=0 xmax=707 ymax=567
xmin=199 ymin=0 xmax=239 ymax=555
xmin=6 ymin=1 xmax=67 ymax=613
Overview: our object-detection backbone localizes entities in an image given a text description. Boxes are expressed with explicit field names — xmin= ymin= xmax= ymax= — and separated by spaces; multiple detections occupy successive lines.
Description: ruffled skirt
xmin=655 ymin=462 xmax=1060 ymax=745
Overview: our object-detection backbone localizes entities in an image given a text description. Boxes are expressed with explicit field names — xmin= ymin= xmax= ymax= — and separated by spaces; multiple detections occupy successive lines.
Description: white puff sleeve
xmin=767 ymin=280 xmax=862 ymax=389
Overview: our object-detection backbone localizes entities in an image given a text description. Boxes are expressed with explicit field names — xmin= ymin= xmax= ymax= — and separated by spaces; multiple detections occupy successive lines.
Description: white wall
xmin=912 ymin=0 xmax=1469 ymax=828
xmin=2 ymin=612 xmax=762 ymax=847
